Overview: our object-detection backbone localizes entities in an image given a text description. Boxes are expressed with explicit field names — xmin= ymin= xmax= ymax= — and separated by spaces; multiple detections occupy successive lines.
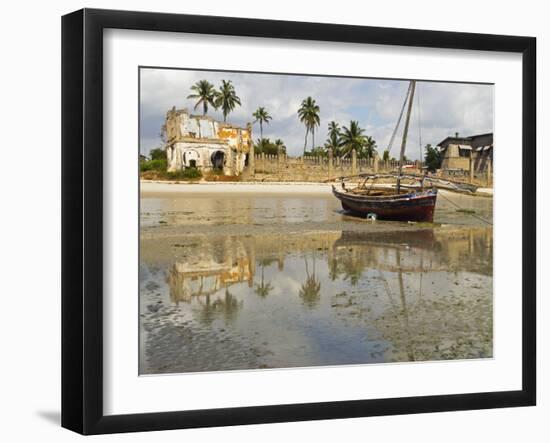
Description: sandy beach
xmin=141 ymin=180 xmax=493 ymax=196
xmin=141 ymin=180 xmax=335 ymax=196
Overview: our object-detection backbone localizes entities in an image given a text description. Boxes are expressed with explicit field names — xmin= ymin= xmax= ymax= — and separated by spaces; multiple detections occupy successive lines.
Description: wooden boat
xmin=332 ymin=185 xmax=437 ymax=222
xmin=333 ymin=79 xmax=438 ymax=223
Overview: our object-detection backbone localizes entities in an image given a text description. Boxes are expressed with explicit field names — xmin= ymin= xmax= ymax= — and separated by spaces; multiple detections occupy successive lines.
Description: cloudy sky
xmin=140 ymin=67 xmax=493 ymax=160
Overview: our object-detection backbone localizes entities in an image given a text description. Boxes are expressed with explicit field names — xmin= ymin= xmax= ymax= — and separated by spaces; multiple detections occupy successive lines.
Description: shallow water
xmin=140 ymin=190 xmax=493 ymax=228
xmin=139 ymin=192 xmax=493 ymax=374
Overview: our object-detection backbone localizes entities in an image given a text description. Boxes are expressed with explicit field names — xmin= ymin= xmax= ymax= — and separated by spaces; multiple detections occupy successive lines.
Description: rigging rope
xmin=386 ymin=82 xmax=412 ymax=155
xmin=438 ymin=191 xmax=493 ymax=226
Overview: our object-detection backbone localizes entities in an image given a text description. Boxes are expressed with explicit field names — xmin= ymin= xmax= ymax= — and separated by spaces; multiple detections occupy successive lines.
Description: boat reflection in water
xmin=140 ymin=227 xmax=493 ymax=374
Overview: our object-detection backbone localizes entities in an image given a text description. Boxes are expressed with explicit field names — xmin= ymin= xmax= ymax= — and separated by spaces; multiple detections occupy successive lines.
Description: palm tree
xmin=325 ymin=121 xmax=342 ymax=156
xmin=254 ymin=138 xmax=267 ymax=155
xmin=297 ymin=97 xmax=321 ymax=155
xmin=215 ymin=80 xmax=241 ymax=122
xmin=340 ymin=120 xmax=366 ymax=158
xmin=274 ymin=139 xmax=286 ymax=154
xmin=309 ymin=146 xmax=327 ymax=157
xmin=187 ymin=80 xmax=217 ymax=116
xmin=364 ymin=135 xmax=378 ymax=159
xmin=252 ymin=107 xmax=272 ymax=140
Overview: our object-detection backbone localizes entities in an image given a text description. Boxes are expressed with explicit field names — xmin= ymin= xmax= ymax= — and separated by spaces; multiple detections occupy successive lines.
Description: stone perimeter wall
xmin=247 ymin=150 xmax=492 ymax=187
xmin=250 ymin=150 xmax=417 ymax=182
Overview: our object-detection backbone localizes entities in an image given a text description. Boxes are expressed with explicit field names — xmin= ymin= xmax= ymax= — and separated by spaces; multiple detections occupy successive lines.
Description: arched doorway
xmin=211 ymin=150 xmax=225 ymax=170
xmin=183 ymin=149 xmax=200 ymax=169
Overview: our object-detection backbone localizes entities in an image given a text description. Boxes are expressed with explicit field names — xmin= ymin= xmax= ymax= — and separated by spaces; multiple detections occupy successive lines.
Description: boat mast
xmin=397 ymin=80 xmax=416 ymax=193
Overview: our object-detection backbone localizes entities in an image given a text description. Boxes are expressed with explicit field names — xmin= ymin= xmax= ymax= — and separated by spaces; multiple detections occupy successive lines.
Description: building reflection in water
xmin=328 ymin=228 xmax=493 ymax=362
xmin=158 ymin=226 xmax=492 ymax=365
xmin=167 ymin=236 xmax=255 ymax=303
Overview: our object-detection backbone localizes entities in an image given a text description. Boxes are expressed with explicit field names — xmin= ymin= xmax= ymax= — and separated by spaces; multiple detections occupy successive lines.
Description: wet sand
xmin=139 ymin=181 xmax=493 ymax=374
xmin=141 ymin=182 xmax=492 ymax=233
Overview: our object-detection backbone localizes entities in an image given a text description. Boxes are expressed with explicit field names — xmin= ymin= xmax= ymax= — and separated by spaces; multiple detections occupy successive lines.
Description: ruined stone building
xmin=438 ymin=132 xmax=493 ymax=173
xmin=163 ymin=107 xmax=253 ymax=175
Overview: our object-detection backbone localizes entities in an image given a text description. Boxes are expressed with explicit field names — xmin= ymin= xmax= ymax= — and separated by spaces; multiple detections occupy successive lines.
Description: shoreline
xmin=140 ymin=180 xmax=493 ymax=196
xmin=141 ymin=180 xmax=334 ymax=195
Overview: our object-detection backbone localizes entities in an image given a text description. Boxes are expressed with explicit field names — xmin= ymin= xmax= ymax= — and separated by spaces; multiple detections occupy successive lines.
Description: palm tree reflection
xmin=197 ymin=289 xmax=243 ymax=326
xmin=299 ymin=252 xmax=321 ymax=308
xmin=328 ymin=255 xmax=339 ymax=281
xmin=327 ymin=246 xmax=366 ymax=285
xmin=254 ymin=259 xmax=274 ymax=298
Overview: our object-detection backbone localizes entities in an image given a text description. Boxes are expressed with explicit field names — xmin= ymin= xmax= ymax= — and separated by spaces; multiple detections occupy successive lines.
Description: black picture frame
xmin=61 ymin=8 xmax=536 ymax=435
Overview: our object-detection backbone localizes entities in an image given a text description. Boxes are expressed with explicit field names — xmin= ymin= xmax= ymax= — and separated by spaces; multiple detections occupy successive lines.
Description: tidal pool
xmin=140 ymin=192 xmax=493 ymax=374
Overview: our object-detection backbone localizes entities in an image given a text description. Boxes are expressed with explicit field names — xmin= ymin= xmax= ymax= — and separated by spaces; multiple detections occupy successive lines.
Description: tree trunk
xmin=303 ymin=128 xmax=309 ymax=155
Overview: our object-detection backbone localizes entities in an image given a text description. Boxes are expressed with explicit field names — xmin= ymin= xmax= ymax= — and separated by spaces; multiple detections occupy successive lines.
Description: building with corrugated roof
xmin=437 ymin=132 xmax=493 ymax=173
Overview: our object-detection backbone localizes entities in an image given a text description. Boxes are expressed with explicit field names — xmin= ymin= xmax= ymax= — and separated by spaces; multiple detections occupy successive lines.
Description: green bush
xmin=210 ymin=168 xmax=225 ymax=176
xmin=254 ymin=138 xmax=286 ymax=156
xmin=149 ymin=148 xmax=166 ymax=161
xmin=165 ymin=167 xmax=202 ymax=180
xmin=140 ymin=158 xmax=167 ymax=172
xmin=424 ymin=144 xmax=442 ymax=172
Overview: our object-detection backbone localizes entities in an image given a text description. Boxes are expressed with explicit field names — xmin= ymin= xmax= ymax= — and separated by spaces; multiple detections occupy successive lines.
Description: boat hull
xmin=333 ymin=187 xmax=437 ymax=222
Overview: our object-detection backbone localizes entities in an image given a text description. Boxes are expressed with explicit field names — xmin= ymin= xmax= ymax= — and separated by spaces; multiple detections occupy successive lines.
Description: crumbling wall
xmin=441 ymin=144 xmax=470 ymax=171
xmin=164 ymin=108 xmax=252 ymax=175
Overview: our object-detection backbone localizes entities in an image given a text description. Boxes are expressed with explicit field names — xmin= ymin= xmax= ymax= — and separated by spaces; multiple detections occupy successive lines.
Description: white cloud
xmin=140 ymin=68 xmax=493 ymax=159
